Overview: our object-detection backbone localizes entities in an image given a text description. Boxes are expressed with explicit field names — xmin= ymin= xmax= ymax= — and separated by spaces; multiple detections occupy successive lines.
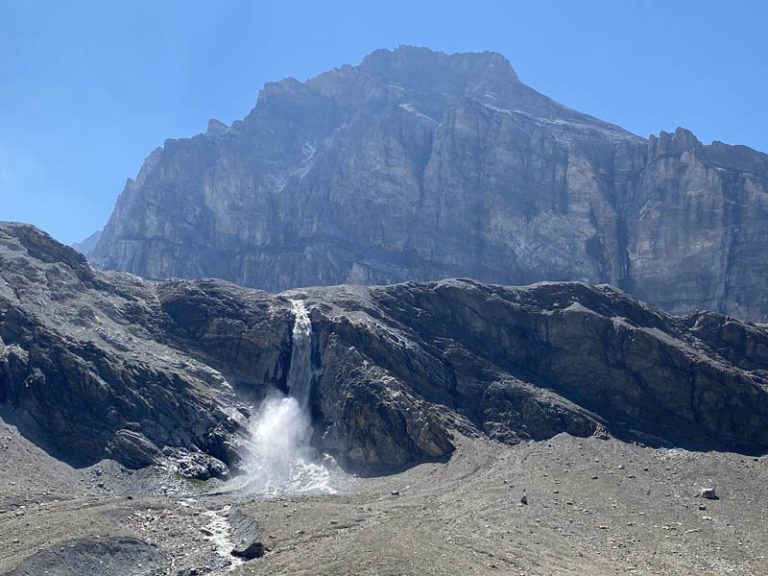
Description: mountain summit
xmin=90 ymin=46 xmax=768 ymax=320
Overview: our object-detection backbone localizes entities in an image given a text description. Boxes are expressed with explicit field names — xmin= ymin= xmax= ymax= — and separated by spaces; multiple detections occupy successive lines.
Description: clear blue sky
xmin=2 ymin=0 xmax=766 ymax=244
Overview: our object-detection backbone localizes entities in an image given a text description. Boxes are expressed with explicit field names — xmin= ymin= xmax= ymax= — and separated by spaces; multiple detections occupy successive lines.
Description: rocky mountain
xmin=88 ymin=46 xmax=768 ymax=321
xmin=4 ymin=222 xmax=768 ymax=480
xmin=5 ymin=222 xmax=768 ymax=575
xmin=71 ymin=229 xmax=102 ymax=255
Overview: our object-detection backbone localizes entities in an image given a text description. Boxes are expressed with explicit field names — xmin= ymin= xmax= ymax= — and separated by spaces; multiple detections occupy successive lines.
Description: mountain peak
xmin=355 ymin=45 xmax=520 ymax=89
xmin=298 ymin=45 xmax=522 ymax=106
xmin=91 ymin=47 xmax=768 ymax=322
xmin=360 ymin=45 xmax=519 ymax=81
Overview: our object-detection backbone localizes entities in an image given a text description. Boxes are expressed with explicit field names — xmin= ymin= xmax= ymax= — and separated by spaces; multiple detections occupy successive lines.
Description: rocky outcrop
xmin=1 ymin=222 xmax=451 ymax=471
xmin=0 ymin=223 xmax=244 ymax=471
xmin=89 ymin=46 xmax=768 ymax=321
xmin=299 ymin=280 xmax=768 ymax=459
xmin=4 ymin=223 xmax=768 ymax=475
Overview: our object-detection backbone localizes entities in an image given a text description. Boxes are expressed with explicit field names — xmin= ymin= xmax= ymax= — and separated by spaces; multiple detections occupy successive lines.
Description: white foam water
xmin=236 ymin=300 xmax=340 ymax=496
xmin=286 ymin=298 xmax=313 ymax=408
xmin=201 ymin=504 xmax=244 ymax=572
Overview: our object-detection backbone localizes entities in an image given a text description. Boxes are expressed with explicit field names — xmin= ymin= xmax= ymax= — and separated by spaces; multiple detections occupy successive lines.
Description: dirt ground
xmin=1 ymin=413 xmax=767 ymax=576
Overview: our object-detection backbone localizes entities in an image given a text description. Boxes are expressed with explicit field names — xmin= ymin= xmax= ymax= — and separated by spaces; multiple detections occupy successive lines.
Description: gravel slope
xmin=3 ymin=420 xmax=766 ymax=576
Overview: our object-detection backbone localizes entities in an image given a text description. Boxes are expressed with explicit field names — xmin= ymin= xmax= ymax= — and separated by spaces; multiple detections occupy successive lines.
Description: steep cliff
xmin=89 ymin=46 xmax=768 ymax=320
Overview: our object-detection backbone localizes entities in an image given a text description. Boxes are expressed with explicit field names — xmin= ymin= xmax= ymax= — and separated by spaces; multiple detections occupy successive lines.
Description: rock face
xmin=301 ymin=280 xmax=768 ymax=462
xmin=4 ymin=223 xmax=768 ymax=474
xmin=89 ymin=46 xmax=768 ymax=321
xmin=0 ymin=223 xmax=248 ymax=472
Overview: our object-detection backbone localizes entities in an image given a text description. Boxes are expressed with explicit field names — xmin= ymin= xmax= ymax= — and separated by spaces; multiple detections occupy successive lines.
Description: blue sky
xmin=2 ymin=0 xmax=766 ymax=244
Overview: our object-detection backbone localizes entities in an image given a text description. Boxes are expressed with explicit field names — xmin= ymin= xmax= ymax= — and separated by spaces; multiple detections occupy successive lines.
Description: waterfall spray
xmin=237 ymin=299 xmax=338 ymax=496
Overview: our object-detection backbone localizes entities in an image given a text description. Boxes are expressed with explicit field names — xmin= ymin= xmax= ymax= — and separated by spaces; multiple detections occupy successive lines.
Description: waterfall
xmin=286 ymin=299 xmax=312 ymax=409
xmin=237 ymin=299 xmax=338 ymax=496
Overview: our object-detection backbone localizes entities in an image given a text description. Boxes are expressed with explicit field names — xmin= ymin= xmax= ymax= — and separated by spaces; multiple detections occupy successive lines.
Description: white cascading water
xmin=237 ymin=299 xmax=338 ymax=496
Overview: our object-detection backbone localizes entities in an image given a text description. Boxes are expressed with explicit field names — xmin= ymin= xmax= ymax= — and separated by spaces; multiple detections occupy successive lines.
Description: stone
xmin=170 ymin=449 xmax=230 ymax=481
xmin=107 ymin=430 xmax=162 ymax=469
xmin=699 ymin=487 xmax=719 ymax=500
xmin=231 ymin=540 xmax=266 ymax=560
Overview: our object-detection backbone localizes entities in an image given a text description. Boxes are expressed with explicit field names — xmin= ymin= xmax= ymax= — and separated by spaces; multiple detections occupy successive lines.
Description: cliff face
xmin=90 ymin=46 xmax=768 ymax=320
xmin=628 ymin=132 xmax=768 ymax=318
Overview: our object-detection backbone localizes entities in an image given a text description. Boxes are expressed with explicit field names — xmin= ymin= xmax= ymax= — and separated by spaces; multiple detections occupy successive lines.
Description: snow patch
xmin=398 ymin=103 xmax=437 ymax=123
